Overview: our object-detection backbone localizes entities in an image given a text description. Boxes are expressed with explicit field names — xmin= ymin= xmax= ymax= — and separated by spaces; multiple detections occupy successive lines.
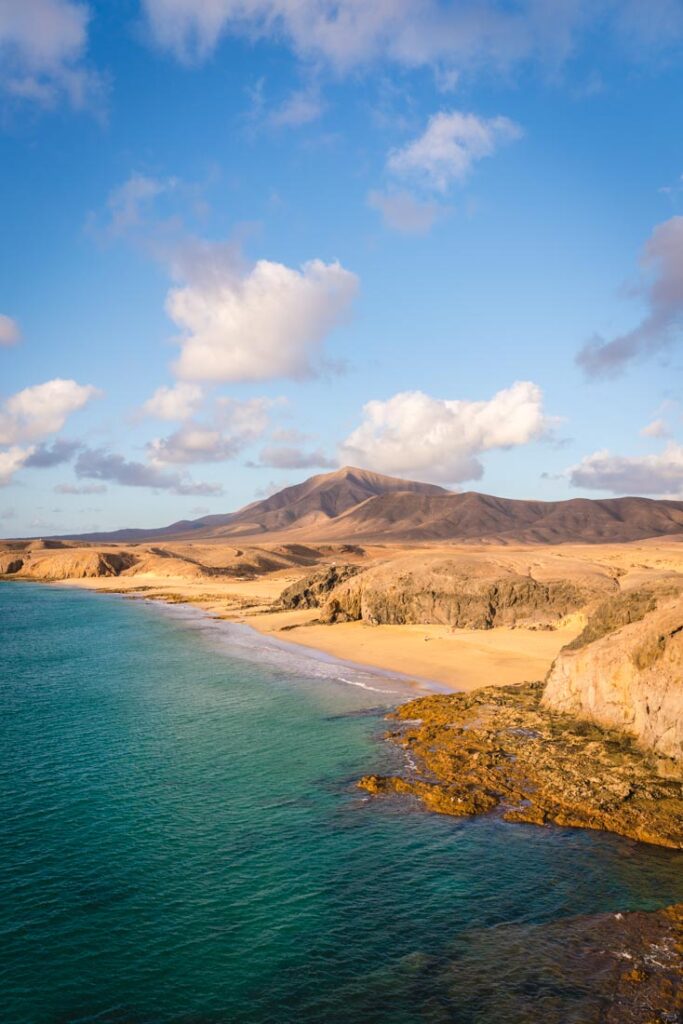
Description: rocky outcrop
xmin=543 ymin=591 xmax=683 ymax=765
xmin=12 ymin=549 xmax=138 ymax=580
xmin=358 ymin=681 xmax=683 ymax=847
xmin=278 ymin=563 xmax=361 ymax=609
xmin=322 ymin=556 xmax=612 ymax=628
xmin=0 ymin=553 xmax=24 ymax=574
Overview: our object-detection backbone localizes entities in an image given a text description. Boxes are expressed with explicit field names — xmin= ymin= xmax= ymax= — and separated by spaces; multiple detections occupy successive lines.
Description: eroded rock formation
xmin=277 ymin=563 xmax=361 ymax=609
xmin=543 ymin=589 xmax=683 ymax=764
xmin=322 ymin=555 xmax=613 ymax=628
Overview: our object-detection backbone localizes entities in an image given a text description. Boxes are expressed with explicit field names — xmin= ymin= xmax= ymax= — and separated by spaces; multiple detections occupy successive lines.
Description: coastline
xmin=146 ymin=596 xmax=451 ymax=699
xmin=45 ymin=571 xmax=582 ymax=693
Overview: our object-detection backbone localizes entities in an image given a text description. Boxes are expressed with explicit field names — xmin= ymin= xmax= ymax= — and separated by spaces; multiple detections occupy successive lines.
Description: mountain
xmin=56 ymin=466 xmax=683 ymax=545
xmin=303 ymin=491 xmax=683 ymax=544
xmin=62 ymin=467 xmax=448 ymax=542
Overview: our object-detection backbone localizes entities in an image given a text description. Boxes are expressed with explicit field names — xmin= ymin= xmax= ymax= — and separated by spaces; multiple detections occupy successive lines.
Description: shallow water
xmin=0 ymin=583 xmax=681 ymax=1024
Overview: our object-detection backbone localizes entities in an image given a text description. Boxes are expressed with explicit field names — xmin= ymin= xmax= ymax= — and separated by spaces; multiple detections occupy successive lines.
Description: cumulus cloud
xmin=252 ymin=445 xmax=336 ymax=469
xmin=0 ymin=447 xmax=31 ymax=487
xmin=148 ymin=397 xmax=272 ymax=463
xmin=74 ymin=448 xmax=223 ymax=495
xmin=23 ymin=438 xmax=82 ymax=468
xmin=0 ymin=314 xmax=21 ymax=346
xmin=340 ymin=381 xmax=549 ymax=483
xmin=0 ymin=378 xmax=99 ymax=485
xmin=577 ymin=217 xmax=683 ymax=377
xmin=568 ymin=444 xmax=683 ymax=497
xmin=0 ymin=0 xmax=98 ymax=109
xmin=170 ymin=256 xmax=358 ymax=383
xmin=367 ymin=189 xmax=444 ymax=235
xmin=0 ymin=379 xmax=100 ymax=445
xmin=148 ymin=425 xmax=244 ymax=464
xmin=142 ymin=382 xmax=204 ymax=420
xmin=387 ymin=110 xmax=522 ymax=192
xmin=141 ymin=1 xmax=682 ymax=73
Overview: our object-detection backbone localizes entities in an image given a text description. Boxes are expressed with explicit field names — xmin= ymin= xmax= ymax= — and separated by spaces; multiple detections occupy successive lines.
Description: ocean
xmin=1 ymin=583 xmax=681 ymax=1024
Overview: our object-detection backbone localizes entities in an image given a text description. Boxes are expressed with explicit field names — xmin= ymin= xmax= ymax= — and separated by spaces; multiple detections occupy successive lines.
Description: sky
xmin=2 ymin=0 xmax=683 ymax=536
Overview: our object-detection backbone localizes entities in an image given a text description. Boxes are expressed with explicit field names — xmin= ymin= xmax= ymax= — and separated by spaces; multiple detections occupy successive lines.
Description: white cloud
xmin=142 ymin=382 xmax=203 ymax=420
xmin=148 ymin=396 xmax=272 ymax=463
xmin=387 ymin=110 xmax=522 ymax=192
xmin=577 ymin=216 xmax=683 ymax=376
xmin=367 ymin=189 xmax=444 ymax=234
xmin=569 ymin=444 xmax=683 ymax=496
xmin=0 ymin=314 xmax=20 ymax=346
xmin=0 ymin=378 xmax=99 ymax=486
xmin=0 ymin=446 xmax=32 ymax=487
xmin=268 ymin=86 xmax=324 ymax=128
xmin=148 ymin=425 xmax=243 ymax=464
xmin=0 ymin=379 xmax=100 ymax=445
xmin=0 ymin=0 xmax=98 ymax=109
xmin=170 ymin=256 xmax=358 ymax=383
xmin=341 ymin=381 xmax=549 ymax=483
xmin=141 ymin=1 xmax=683 ymax=73
xmin=641 ymin=417 xmax=670 ymax=439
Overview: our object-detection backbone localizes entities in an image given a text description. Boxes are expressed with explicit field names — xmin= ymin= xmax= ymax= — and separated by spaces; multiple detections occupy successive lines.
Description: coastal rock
xmin=277 ymin=563 xmax=361 ymax=609
xmin=15 ymin=549 xmax=138 ymax=580
xmin=0 ymin=553 xmax=24 ymax=574
xmin=358 ymin=681 xmax=683 ymax=847
xmin=322 ymin=555 xmax=613 ymax=628
xmin=543 ymin=589 xmax=683 ymax=764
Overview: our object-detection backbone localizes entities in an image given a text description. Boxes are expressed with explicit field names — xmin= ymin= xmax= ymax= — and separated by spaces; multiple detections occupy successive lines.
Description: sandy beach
xmin=9 ymin=534 xmax=681 ymax=691
xmin=53 ymin=566 xmax=582 ymax=691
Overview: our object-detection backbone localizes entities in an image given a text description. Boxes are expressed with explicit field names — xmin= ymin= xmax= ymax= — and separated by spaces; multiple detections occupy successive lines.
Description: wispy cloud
xmin=367 ymin=189 xmax=445 ymax=235
xmin=0 ymin=0 xmax=102 ymax=111
xmin=577 ymin=216 xmax=683 ymax=377
xmin=74 ymin=447 xmax=223 ymax=495
xmin=0 ymin=314 xmax=21 ymax=346
xmin=250 ymin=445 xmax=336 ymax=469
xmin=387 ymin=110 xmax=522 ymax=193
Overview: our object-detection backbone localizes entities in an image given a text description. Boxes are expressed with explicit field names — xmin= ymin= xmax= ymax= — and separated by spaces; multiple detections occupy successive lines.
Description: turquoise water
xmin=0 ymin=583 xmax=681 ymax=1024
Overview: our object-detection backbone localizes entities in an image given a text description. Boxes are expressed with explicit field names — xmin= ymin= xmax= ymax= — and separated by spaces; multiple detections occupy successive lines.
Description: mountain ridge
xmin=35 ymin=465 xmax=683 ymax=545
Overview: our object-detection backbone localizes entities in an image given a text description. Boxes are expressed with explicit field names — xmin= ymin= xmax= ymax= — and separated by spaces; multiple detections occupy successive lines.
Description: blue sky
xmin=2 ymin=0 xmax=683 ymax=535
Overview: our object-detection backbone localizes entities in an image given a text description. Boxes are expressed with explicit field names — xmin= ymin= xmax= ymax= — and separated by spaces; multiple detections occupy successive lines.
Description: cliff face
xmin=321 ymin=556 xmax=614 ymax=629
xmin=543 ymin=593 xmax=683 ymax=765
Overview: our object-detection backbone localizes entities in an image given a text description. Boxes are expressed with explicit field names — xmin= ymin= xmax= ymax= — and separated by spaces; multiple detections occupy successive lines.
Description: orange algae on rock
xmin=358 ymin=681 xmax=683 ymax=848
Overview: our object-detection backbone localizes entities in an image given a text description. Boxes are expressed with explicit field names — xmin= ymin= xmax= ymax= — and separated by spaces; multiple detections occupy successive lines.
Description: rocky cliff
xmin=543 ymin=589 xmax=683 ymax=765
xmin=321 ymin=555 xmax=614 ymax=629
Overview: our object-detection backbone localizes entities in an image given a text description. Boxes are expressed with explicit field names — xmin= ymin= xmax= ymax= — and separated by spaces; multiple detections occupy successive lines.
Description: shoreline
xmin=145 ymin=595 xmax=451 ymax=699
xmin=3 ymin=571 xmax=585 ymax=694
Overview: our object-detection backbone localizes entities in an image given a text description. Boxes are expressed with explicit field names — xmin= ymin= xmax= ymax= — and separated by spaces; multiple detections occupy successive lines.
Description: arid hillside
xmin=24 ymin=467 xmax=683 ymax=546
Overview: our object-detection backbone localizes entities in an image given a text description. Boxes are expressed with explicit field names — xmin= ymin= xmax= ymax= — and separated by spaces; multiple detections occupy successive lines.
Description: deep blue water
xmin=0 ymin=583 xmax=681 ymax=1024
